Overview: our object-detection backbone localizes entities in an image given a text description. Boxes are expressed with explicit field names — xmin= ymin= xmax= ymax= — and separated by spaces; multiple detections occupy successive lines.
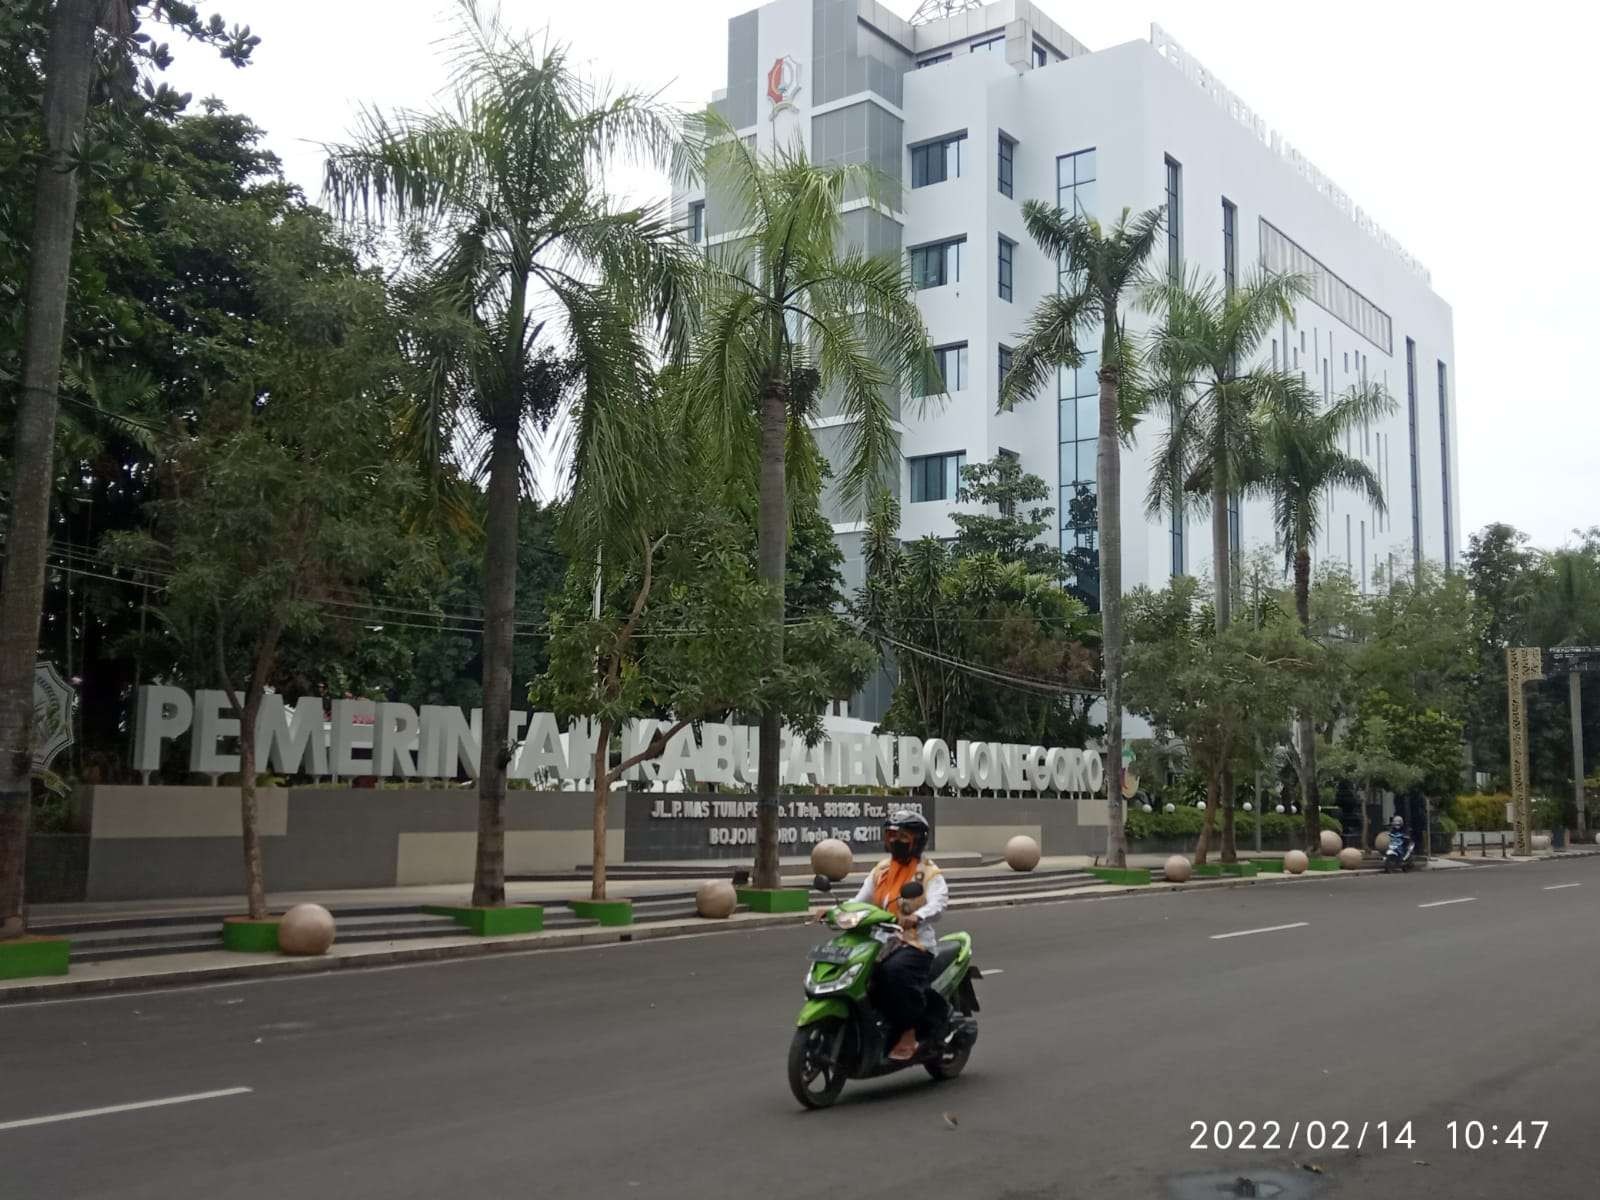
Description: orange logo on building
xmin=767 ymin=56 xmax=802 ymax=112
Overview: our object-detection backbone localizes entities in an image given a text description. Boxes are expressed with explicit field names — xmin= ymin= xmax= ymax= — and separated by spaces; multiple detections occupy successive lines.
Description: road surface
xmin=4 ymin=858 xmax=1598 ymax=1199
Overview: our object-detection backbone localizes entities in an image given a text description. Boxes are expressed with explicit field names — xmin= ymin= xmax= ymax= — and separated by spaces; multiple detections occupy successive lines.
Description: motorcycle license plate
xmin=809 ymin=944 xmax=854 ymax=965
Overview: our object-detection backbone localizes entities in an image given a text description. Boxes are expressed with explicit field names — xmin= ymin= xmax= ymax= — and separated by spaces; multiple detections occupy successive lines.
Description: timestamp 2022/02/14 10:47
xmin=1188 ymin=1119 xmax=1551 ymax=1153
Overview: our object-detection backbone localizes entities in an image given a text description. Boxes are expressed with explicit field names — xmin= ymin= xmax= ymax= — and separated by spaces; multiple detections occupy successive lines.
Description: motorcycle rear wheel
xmin=788 ymin=1020 xmax=849 ymax=1109
xmin=925 ymin=1034 xmax=973 ymax=1080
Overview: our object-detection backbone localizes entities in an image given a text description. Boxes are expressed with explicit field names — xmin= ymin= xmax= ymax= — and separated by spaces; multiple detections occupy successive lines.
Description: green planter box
xmin=568 ymin=899 xmax=634 ymax=927
xmin=1220 ymin=862 xmax=1260 ymax=877
xmin=222 ymin=917 xmax=281 ymax=953
xmin=0 ymin=936 xmax=70 ymax=980
xmin=1253 ymin=860 xmax=1286 ymax=873
xmin=422 ymin=905 xmax=544 ymax=937
xmin=736 ymin=887 xmax=810 ymax=913
xmin=1088 ymin=867 xmax=1151 ymax=886
xmin=1306 ymin=857 xmax=1342 ymax=872
xmin=1190 ymin=864 xmax=1226 ymax=877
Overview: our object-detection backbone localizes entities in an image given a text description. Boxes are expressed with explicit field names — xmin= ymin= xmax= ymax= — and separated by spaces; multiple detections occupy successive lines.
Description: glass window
xmin=1260 ymin=219 xmax=1392 ymax=355
xmin=688 ymin=201 xmax=705 ymax=245
xmin=910 ymin=134 xmax=964 ymax=189
xmin=1438 ymin=360 xmax=1454 ymax=572
xmin=998 ymin=344 xmax=1014 ymax=391
xmin=920 ymin=343 xmax=968 ymax=395
xmin=1221 ymin=198 xmax=1237 ymax=294
xmin=909 ymin=237 xmax=964 ymax=289
xmin=917 ymin=53 xmax=951 ymax=68
xmin=1033 ymin=45 xmax=1048 ymax=68
xmin=1164 ymin=156 xmax=1182 ymax=280
xmin=1406 ymin=337 xmax=1421 ymax=570
xmin=909 ymin=451 xmax=967 ymax=502
xmin=997 ymin=235 xmax=1015 ymax=301
xmin=997 ymin=133 xmax=1015 ymax=198
xmin=971 ymin=35 xmax=1004 ymax=53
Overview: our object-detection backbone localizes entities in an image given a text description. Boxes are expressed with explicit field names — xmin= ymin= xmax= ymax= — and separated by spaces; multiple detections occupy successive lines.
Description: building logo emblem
xmin=766 ymin=55 xmax=802 ymax=114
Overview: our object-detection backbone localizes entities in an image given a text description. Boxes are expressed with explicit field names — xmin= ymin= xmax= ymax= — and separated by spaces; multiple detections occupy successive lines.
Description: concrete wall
xmin=74 ymin=784 xmax=1109 ymax=899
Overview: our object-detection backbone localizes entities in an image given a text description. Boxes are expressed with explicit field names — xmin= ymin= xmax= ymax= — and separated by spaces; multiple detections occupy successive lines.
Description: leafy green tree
xmin=2 ymin=1 xmax=258 ymax=937
xmin=999 ymin=203 xmax=1163 ymax=867
xmin=1123 ymin=576 xmax=1315 ymax=863
xmin=323 ymin=3 xmax=696 ymax=908
xmin=685 ymin=124 xmax=933 ymax=890
xmin=110 ymin=274 xmax=425 ymax=919
xmin=949 ymin=454 xmax=1069 ymax=580
xmin=1257 ymin=371 xmax=1393 ymax=851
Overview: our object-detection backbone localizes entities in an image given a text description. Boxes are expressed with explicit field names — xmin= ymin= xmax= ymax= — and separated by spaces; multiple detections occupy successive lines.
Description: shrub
xmin=1125 ymin=805 xmax=1338 ymax=841
xmin=1450 ymin=794 xmax=1510 ymax=831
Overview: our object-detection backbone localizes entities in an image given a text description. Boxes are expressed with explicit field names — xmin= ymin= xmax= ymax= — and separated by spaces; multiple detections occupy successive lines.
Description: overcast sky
xmin=171 ymin=1 xmax=1596 ymax=552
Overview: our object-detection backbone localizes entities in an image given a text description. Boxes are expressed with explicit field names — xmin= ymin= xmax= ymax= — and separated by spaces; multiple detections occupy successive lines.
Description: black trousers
xmin=875 ymin=944 xmax=933 ymax=1039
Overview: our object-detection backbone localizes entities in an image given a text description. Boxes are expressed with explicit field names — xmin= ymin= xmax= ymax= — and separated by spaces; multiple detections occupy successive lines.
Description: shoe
xmin=888 ymin=1030 xmax=919 ymax=1061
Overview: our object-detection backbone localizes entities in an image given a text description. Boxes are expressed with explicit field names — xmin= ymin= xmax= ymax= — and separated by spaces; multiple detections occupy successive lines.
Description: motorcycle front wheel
xmin=788 ymin=1019 xmax=849 ymax=1110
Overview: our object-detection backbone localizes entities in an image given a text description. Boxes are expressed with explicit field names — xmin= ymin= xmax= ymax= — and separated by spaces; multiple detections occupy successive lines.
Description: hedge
xmin=1450 ymin=794 xmax=1509 ymax=832
xmin=1126 ymin=806 xmax=1339 ymax=841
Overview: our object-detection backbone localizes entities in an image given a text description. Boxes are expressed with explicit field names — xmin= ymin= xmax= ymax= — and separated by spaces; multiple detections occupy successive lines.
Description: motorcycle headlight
xmin=831 ymin=909 xmax=865 ymax=930
xmin=807 ymin=963 xmax=863 ymax=996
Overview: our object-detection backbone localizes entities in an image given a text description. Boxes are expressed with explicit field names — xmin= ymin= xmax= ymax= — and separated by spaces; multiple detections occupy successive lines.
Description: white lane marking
xmin=1418 ymin=897 xmax=1476 ymax=908
xmin=0 ymin=1087 xmax=251 ymax=1132
xmin=982 ymin=968 xmax=1004 ymax=976
xmin=1544 ymin=883 xmax=1582 ymax=891
xmin=1210 ymin=922 xmax=1309 ymax=940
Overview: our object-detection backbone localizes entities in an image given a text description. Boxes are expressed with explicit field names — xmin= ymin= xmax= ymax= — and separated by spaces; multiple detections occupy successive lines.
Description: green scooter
xmin=788 ymin=874 xmax=981 ymax=1109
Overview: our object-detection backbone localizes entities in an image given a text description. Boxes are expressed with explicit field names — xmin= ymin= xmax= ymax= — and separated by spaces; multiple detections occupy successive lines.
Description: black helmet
xmin=884 ymin=809 xmax=931 ymax=860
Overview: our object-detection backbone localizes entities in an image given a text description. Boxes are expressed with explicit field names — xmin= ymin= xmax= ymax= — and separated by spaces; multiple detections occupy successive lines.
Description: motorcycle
xmin=787 ymin=874 xmax=980 ymax=1110
xmin=1383 ymin=832 xmax=1415 ymax=873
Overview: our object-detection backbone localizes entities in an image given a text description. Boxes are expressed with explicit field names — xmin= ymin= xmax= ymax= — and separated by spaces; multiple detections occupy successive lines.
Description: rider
xmin=1388 ymin=813 xmax=1409 ymax=854
xmin=851 ymin=809 xmax=948 ymax=1062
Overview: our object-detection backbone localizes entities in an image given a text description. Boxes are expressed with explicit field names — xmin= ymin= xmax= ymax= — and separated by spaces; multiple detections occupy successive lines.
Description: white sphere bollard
xmin=1165 ymin=803 xmax=1176 ymax=814
xmin=1004 ymin=834 xmax=1041 ymax=872
xmin=1283 ymin=849 xmax=1309 ymax=874
xmin=1275 ymin=804 xmax=1286 ymax=814
xmin=1531 ymin=833 xmax=1552 ymax=852
xmin=277 ymin=904 xmax=336 ymax=956
xmin=1164 ymin=855 xmax=1192 ymax=882
xmin=1242 ymin=801 xmax=1253 ymax=812
xmin=810 ymin=838 xmax=853 ymax=882
xmin=1142 ymin=802 xmax=1153 ymax=813
xmin=695 ymin=879 xmax=737 ymax=919
xmin=1338 ymin=847 xmax=1363 ymax=869
xmin=1594 ymin=830 xmax=1600 ymax=845
xmin=1195 ymin=800 xmax=1206 ymax=810
xmin=1319 ymin=829 xmax=1343 ymax=856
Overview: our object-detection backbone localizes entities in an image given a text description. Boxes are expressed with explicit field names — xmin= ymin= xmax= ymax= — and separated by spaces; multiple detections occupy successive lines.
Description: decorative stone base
xmin=222 ymin=917 xmax=281 ymax=953
xmin=0 ymin=935 xmax=70 ymax=979
xmin=568 ymin=899 xmax=634 ymax=927
xmin=735 ymin=887 xmax=810 ymax=913
xmin=422 ymin=905 xmax=544 ymax=937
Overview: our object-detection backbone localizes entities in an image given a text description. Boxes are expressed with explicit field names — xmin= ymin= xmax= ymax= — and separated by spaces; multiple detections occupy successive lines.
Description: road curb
xmin=0 ymin=868 xmax=1360 ymax=1003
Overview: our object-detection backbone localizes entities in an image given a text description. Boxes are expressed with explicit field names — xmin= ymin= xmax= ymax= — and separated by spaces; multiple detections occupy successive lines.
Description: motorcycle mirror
xmin=899 ymin=881 xmax=924 ymax=900
xmin=812 ymin=874 xmax=832 ymax=893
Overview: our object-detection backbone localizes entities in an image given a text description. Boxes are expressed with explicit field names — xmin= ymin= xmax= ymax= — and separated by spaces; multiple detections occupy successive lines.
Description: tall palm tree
xmin=322 ymin=2 xmax=696 ymax=908
xmin=1260 ymin=377 xmax=1393 ymax=852
xmin=687 ymin=125 xmax=934 ymax=891
xmin=1000 ymin=204 xmax=1162 ymax=868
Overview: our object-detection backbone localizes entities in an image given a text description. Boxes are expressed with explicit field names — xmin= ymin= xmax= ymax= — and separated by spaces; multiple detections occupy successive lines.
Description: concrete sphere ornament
xmin=1284 ymin=849 xmax=1309 ymax=874
xmin=277 ymin=904 xmax=336 ymax=956
xmin=1275 ymin=804 xmax=1286 ymax=814
xmin=1531 ymin=833 xmax=1552 ymax=852
xmin=810 ymin=838 xmax=853 ymax=882
xmin=1165 ymin=803 xmax=1176 ymax=814
xmin=695 ymin=879 xmax=736 ymax=919
xmin=1164 ymin=855 xmax=1192 ymax=883
xmin=1375 ymin=831 xmax=1391 ymax=852
xmin=1242 ymin=801 xmax=1253 ymax=812
xmin=1142 ymin=802 xmax=1153 ymax=813
xmin=1319 ymin=829 xmax=1343 ymax=856
xmin=1004 ymin=834 xmax=1041 ymax=872
xmin=1195 ymin=800 xmax=1206 ymax=810
xmin=1593 ymin=830 xmax=1600 ymax=845
xmin=1338 ymin=847 xmax=1363 ymax=870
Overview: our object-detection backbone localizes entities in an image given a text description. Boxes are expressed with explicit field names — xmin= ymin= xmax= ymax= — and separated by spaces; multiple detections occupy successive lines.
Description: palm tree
xmin=322 ymin=2 xmax=696 ymax=908
xmin=686 ymin=126 xmax=934 ymax=891
xmin=1000 ymin=203 xmax=1163 ymax=868
xmin=1260 ymin=377 xmax=1393 ymax=852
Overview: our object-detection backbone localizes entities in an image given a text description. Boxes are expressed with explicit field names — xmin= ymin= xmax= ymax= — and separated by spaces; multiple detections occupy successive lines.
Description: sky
xmin=169 ymin=0 xmax=1598 ymax=552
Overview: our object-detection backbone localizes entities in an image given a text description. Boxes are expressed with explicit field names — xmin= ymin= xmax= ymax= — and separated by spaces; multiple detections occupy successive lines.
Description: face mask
xmin=888 ymin=841 xmax=915 ymax=864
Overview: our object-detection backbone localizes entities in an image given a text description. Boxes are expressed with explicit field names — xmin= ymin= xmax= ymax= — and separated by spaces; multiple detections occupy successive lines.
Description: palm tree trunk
xmin=1294 ymin=545 xmax=1322 ymax=853
xmin=0 ymin=0 xmax=99 ymax=942
xmin=1212 ymin=472 xmax=1236 ymax=861
xmin=591 ymin=718 xmax=613 ymax=902
xmin=472 ymin=424 xmax=520 ymax=908
xmin=239 ymin=693 xmax=268 ymax=920
xmin=752 ymin=371 xmax=789 ymax=890
xmin=1098 ymin=322 xmax=1127 ymax=868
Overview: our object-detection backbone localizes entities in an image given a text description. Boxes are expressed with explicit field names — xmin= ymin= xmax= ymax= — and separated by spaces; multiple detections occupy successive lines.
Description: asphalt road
xmin=4 ymin=858 xmax=1599 ymax=1200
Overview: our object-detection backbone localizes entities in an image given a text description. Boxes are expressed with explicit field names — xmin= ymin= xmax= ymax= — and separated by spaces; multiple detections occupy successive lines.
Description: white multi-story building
xmin=678 ymin=0 xmax=1460 ymax=719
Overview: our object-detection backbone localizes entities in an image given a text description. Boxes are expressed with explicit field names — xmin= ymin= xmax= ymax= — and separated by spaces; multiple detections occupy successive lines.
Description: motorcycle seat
xmin=928 ymin=942 xmax=962 ymax=981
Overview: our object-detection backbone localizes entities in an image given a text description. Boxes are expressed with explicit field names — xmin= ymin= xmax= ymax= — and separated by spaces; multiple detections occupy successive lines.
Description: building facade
xmin=678 ymin=0 xmax=1460 ymax=719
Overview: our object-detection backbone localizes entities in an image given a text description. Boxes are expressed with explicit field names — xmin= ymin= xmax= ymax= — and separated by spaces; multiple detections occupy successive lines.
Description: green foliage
xmin=1448 ymin=794 xmax=1510 ymax=831
xmin=949 ymin=455 xmax=1069 ymax=581
xmin=1124 ymin=804 xmax=1337 ymax=841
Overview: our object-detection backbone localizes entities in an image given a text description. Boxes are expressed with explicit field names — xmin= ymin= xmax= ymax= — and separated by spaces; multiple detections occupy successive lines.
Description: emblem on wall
xmin=766 ymin=55 xmax=802 ymax=114
xmin=33 ymin=661 xmax=75 ymax=771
